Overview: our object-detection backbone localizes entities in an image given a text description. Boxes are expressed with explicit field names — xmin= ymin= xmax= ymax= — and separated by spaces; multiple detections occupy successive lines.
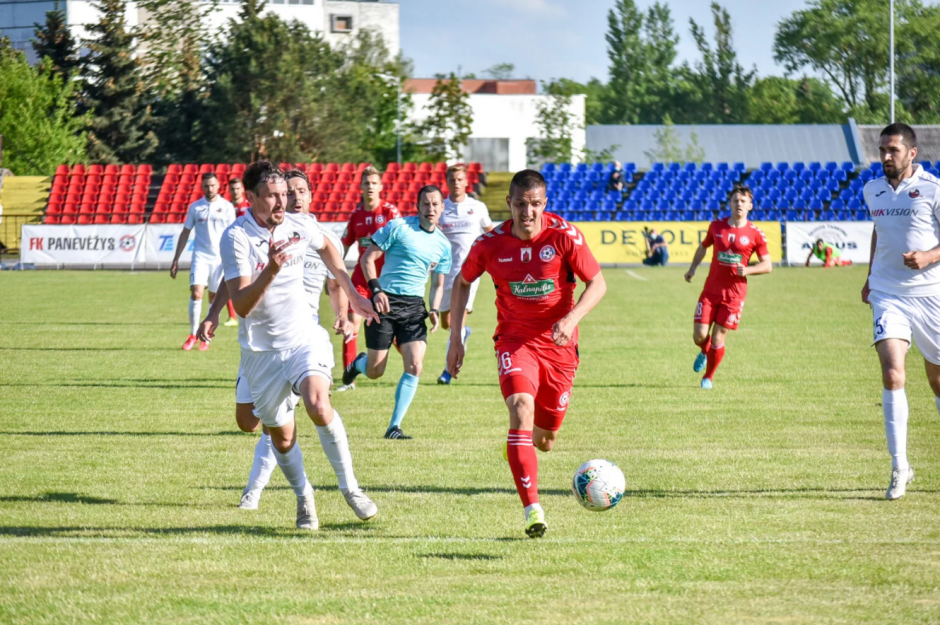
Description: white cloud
xmin=488 ymin=0 xmax=567 ymax=18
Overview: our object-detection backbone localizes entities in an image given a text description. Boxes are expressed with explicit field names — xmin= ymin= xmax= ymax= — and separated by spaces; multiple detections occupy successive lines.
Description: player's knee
xmin=882 ymin=367 xmax=905 ymax=390
xmin=441 ymin=315 xmax=451 ymax=330
xmin=270 ymin=437 xmax=294 ymax=454
xmin=305 ymin=399 xmax=332 ymax=426
xmin=693 ymin=330 xmax=708 ymax=345
xmin=235 ymin=405 xmax=261 ymax=432
xmin=366 ymin=362 xmax=385 ymax=379
xmin=534 ymin=436 xmax=555 ymax=452
xmin=405 ymin=360 xmax=422 ymax=376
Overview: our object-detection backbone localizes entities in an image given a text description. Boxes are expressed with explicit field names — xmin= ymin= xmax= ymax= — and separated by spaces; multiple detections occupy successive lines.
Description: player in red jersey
xmin=446 ymin=170 xmax=607 ymax=538
xmin=229 ymin=177 xmax=251 ymax=218
xmin=337 ymin=165 xmax=401 ymax=390
xmin=685 ymin=185 xmax=772 ymax=389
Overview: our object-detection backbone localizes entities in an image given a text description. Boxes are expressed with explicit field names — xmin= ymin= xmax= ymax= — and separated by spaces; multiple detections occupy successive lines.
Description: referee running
xmin=341 ymin=185 xmax=453 ymax=439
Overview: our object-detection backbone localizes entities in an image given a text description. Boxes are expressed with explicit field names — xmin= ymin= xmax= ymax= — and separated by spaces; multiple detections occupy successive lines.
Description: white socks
xmin=883 ymin=388 xmax=909 ymax=471
xmin=188 ymin=298 xmax=201 ymax=336
xmin=445 ymin=327 xmax=470 ymax=354
xmin=272 ymin=441 xmax=311 ymax=496
xmin=316 ymin=411 xmax=359 ymax=492
xmin=246 ymin=433 xmax=276 ymax=492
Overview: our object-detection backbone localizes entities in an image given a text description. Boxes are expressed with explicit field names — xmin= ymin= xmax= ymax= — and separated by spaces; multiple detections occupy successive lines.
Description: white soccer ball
xmin=572 ymin=459 xmax=626 ymax=511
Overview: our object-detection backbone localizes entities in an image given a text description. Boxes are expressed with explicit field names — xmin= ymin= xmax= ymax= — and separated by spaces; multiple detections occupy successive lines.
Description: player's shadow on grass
xmin=0 ymin=322 xmax=182 ymax=326
xmin=621 ymin=487 xmax=939 ymax=499
xmin=0 ymin=430 xmax=247 ymax=437
xmin=0 ymin=347 xmax=182 ymax=352
xmin=0 ymin=492 xmax=118 ymax=505
xmin=0 ymin=381 xmax=229 ymax=389
xmin=211 ymin=484 xmax=574 ymax=497
xmin=420 ymin=553 xmax=503 ymax=561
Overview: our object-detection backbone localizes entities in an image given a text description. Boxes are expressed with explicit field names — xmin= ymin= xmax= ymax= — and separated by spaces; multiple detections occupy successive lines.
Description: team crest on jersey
xmin=909 ymin=189 xmax=921 ymax=198
xmin=376 ymin=215 xmax=385 ymax=225
xmin=521 ymin=248 xmax=532 ymax=262
xmin=468 ymin=208 xmax=475 ymax=215
xmin=289 ymin=231 xmax=302 ymax=244
xmin=539 ymin=245 xmax=556 ymax=262
xmin=740 ymin=235 xmax=749 ymax=246
xmin=366 ymin=216 xmax=373 ymax=225
xmin=727 ymin=233 xmax=736 ymax=243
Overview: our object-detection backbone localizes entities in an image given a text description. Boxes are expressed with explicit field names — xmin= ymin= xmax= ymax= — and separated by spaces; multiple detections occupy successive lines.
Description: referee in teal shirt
xmin=342 ymin=185 xmax=453 ymax=439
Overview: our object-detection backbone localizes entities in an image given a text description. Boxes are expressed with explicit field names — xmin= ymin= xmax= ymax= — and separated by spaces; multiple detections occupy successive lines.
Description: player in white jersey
xmin=436 ymin=164 xmax=494 ymax=385
xmin=219 ymin=161 xmax=379 ymax=529
xmin=170 ymin=173 xmax=237 ymax=351
xmin=861 ymin=123 xmax=940 ymax=500
xmin=199 ymin=169 xmax=360 ymax=514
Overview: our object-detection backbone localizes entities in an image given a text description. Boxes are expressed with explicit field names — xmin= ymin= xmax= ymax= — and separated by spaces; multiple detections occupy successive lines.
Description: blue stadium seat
xmin=768 ymin=170 xmax=781 ymax=182
xmin=664 ymin=210 xmax=678 ymax=220
xmin=855 ymin=210 xmax=870 ymax=220
xmin=581 ymin=211 xmax=596 ymax=222
xmin=590 ymin=162 xmax=604 ymax=173
xmin=553 ymin=172 xmax=567 ymax=183
xmin=793 ymin=200 xmax=807 ymax=210
xmin=792 ymin=162 xmax=806 ymax=173
xmin=662 ymin=170 xmax=675 ymax=183
xmin=841 ymin=161 xmax=856 ymax=173
xmin=827 ymin=179 xmax=841 ymax=193
xmin=821 ymin=210 xmax=836 ymax=220
xmin=624 ymin=200 xmax=638 ymax=212
xmin=602 ymin=200 xmax=617 ymax=212
xmin=840 ymin=189 xmax=854 ymax=202
xmin=786 ymin=210 xmax=799 ymax=221
xmin=570 ymin=171 xmax=584 ymax=182
xmin=784 ymin=189 xmax=799 ymax=202
xmin=804 ymin=210 xmax=817 ymax=222
xmin=809 ymin=161 xmax=822 ymax=174
xmin=816 ymin=169 xmax=830 ymax=182
xmin=647 ymin=190 xmax=661 ymax=201
xmin=718 ymin=209 xmax=732 ymax=219
xmin=721 ymin=181 xmax=735 ymax=193
xmin=831 ymin=200 xmax=846 ymax=211
xmin=589 ymin=190 xmax=604 ymax=201
xmin=542 ymin=163 xmax=556 ymax=174
xmin=754 ymin=189 xmax=766 ymax=202
xmin=560 ymin=163 xmax=573 ymax=173
xmin=776 ymin=199 xmax=791 ymax=210
xmin=768 ymin=189 xmax=782 ymax=202
xmin=690 ymin=200 xmax=704 ymax=211
xmin=809 ymin=199 xmax=824 ymax=211
xmin=707 ymin=200 xmax=721 ymax=211
xmin=662 ymin=190 xmax=677 ymax=202
xmin=871 ymin=162 xmax=883 ymax=173
xmin=800 ymin=170 xmax=814 ymax=183
xmin=750 ymin=169 xmax=765 ymax=182
xmin=701 ymin=162 xmax=714 ymax=173
xmin=647 ymin=211 xmax=663 ymax=221
xmin=848 ymin=198 xmax=862 ymax=210
xmin=683 ymin=162 xmax=697 ymax=172
xmin=679 ymin=190 xmax=694 ymax=202
xmin=752 ymin=209 xmax=766 ymax=220
xmin=726 ymin=170 xmax=741 ymax=182
xmin=678 ymin=170 xmax=691 ymax=182
xmin=808 ymin=179 xmax=822 ymax=191
xmin=784 ymin=169 xmax=798 ymax=183
xmin=548 ymin=182 xmax=562 ymax=193
xmin=586 ymin=200 xmax=602 ymax=211
xmin=668 ymin=162 xmax=681 ymax=173
xmin=569 ymin=200 xmax=585 ymax=211
xmin=680 ymin=210 xmax=694 ymax=220
xmin=674 ymin=200 xmax=689 ymax=211
xmin=800 ymin=190 xmax=814 ymax=202
xmin=733 ymin=163 xmax=746 ymax=173
xmin=759 ymin=199 xmax=774 ymax=210
xmin=657 ymin=200 xmax=671 ymax=211
xmin=587 ymin=171 xmax=601 ymax=184
xmin=824 ymin=162 xmax=838 ymax=174
xmin=562 ymin=182 xmax=577 ymax=193
xmin=836 ymin=211 xmax=850 ymax=221
xmin=613 ymin=211 xmax=627 ymax=221
xmin=694 ymin=211 xmax=711 ymax=221
xmin=793 ymin=179 xmax=807 ymax=192
xmin=624 ymin=162 xmax=637 ymax=173
xmin=575 ymin=190 xmax=589 ymax=201
xmin=776 ymin=162 xmax=789 ymax=174
xmin=816 ymin=189 xmax=832 ymax=201
xmin=833 ymin=170 xmax=847 ymax=182
xmin=576 ymin=163 xmax=589 ymax=172
xmin=651 ymin=163 xmax=664 ymax=173
xmin=766 ymin=209 xmax=780 ymax=221
xmin=641 ymin=200 xmax=655 ymax=211
xmin=717 ymin=162 xmax=730 ymax=172
xmin=605 ymin=191 xmax=621 ymax=203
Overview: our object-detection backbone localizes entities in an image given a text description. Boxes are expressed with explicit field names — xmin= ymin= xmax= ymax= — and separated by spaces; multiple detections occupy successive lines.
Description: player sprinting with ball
xmin=862 ymin=123 xmax=940 ymax=500
xmin=685 ymin=185 xmax=772 ymax=389
xmin=446 ymin=170 xmax=606 ymax=538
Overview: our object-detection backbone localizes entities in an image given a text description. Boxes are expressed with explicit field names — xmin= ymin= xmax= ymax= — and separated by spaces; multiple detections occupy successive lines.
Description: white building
xmin=406 ymin=79 xmax=586 ymax=173
xmin=0 ymin=0 xmax=398 ymax=61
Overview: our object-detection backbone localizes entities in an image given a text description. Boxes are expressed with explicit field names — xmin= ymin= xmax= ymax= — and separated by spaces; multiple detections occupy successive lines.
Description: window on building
xmin=331 ymin=14 xmax=353 ymax=33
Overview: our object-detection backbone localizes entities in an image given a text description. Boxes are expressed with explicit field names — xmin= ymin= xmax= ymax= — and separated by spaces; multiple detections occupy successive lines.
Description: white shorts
xmin=871 ymin=290 xmax=940 ymax=365
xmin=238 ymin=327 xmax=334 ymax=427
xmin=441 ymin=275 xmax=480 ymax=313
xmin=190 ymin=255 xmax=224 ymax=291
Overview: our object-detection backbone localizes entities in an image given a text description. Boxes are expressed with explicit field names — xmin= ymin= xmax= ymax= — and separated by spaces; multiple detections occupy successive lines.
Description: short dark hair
xmin=201 ymin=172 xmax=218 ymax=183
xmin=243 ymin=161 xmax=284 ymax=194
xmin=417 ymin=184 xmax=443 ymax=206
xmin=509 ymin=169 xmax=546 ymax=195
xmin=881 ymin=123 xmax=917 ymax=148
xmin=728 ymin=184 xmax=753 ymax=203
xmin=228 ymin=177 xmax=243 ymax=187
xmin=284 ymin=168 xmax=310 ymax=191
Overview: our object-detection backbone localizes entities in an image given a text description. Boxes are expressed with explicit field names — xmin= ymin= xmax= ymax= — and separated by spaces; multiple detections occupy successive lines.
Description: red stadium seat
xmin=49 ymin=192 xmax=65 ymax=204
xmin=325 ymin=163 xmax=339 ymax=173
xmin=134 ymin=174 xmax=151 ymax=185
xmin=381 ymin=172 xmax=397 ymax=184
xmin=387 ymin=192 xmax=402 ymax=202
xmin=116 ymin=184 xmax=131 ymax=195
xmin=80 ymin=203 xmax=96 ymax=214
xmin=47 ymin=204 xmax=63 ymax=216
xmin=77 ymin=215 xmax=91 ymax=224
xmin=113 ymin=202 xmax=129 ymax=214
xmin=120 ymin=164 xmax=136 ymax=175
xmin=93 ymin=214 xmax=108 ymax=224
xmin=433 ymin=162 xmax=447 ymax=173
xmin=167 ymin=164 xmax=182 ymax=175
xmin=55 ymin=164 xmax=70 ymax=176
xmin=325 ymin=202 xmax=340 ymax=211
xmin=128 ymin=214 xmax=143 ymax=224
xmin=334 ymin=182 xmax=348 ymax=193
xmin=170 ymin=202 xmax=185 ymax=213
xmin=310 ymin=201 xmax=324 ymax=213
xmin=308 ymin=172 xmax=321 ymax=184
xmin=357 ymin=163 xmax=370 ymax=171
xmin=118 ymin=175 xmax=132 ymax=186
xmin=232 ymin=163 xmax=247 ymax=174
xmin=337 ymin=173 xmax=352 ymax=183
xmin=398 ymin=172 xmax=414 ymax=183
xmin=110 ymin=214 xmax=127 ymax=224
xmin=63 ymin=203 xmax=78 ymax=215
xmin=104 ymin=164 xmax=119 ymax=175
xmin=341 ymin=163 xmax=355 ymax=173
xmin=216 ymin=164 xmax=231 ymax=174
xmin=149 ymin=213 xmax=165 ymax=224
xmin=88 ymin=164 xmax=103 ymax=175
xmin=61 ymin=215 xmax=76 ymax=224
xmin=183 ymin=164 xmax=198 ymax=174
xmin=138 ymin=164 xmax=153 ymax=174
xmin=344 ymin=192 xmax=359 ymax=202
xmin=341 ymin=202 xmax=356 ymax=212
xmin=309 ymin=163 xmax=323 ymax=173
xmin=386 ymin=162 xmax=400 ymax=173
xmin=129 ymin=202 xmax=145 ymax=214
xmin=66 ymin=192 xmax=81 ymax=204
xmin=199 ymin=164 xmax=214 ymax=174
xmin=415 ymin=172 xmax=430 ymax=183
xmin=468 ymin=162 xmax=483 ymax=172
xmin=180 ymin=174 xmax=195 ymax=185
xmin=96 ymin=203 xmax=111 ymax=214
xmin=72 ymin=164 xmax=87 ymax=175
xmin=418 ymin=163 xmax=432 ymax=173
xmin=393 ymin=182 xmax=408 ymax=193
xmin=43 ymin=215 xmax=60 ymax=224
xmin=327 ymin=192 xmax=342 ymax=202
xmin=153 ymin=202 xmax=169 ymax=214
xmin=403 ymin=162 xmax=417 ymax=172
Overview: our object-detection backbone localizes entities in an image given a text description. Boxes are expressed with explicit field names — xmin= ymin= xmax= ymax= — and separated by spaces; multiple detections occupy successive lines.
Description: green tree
xmin=681 ymin=2 xmax=755 ymax=124
xmin=417 ymin=73 xmax=472 ymax=162
xmin=0 ymin=38 xmax=86 ymax=174
xmin=482 ymin=62 xmax=515 ymax=80
xmin=32 ymin=6 xmax=79 ymax=81
xmin=545 ymin=77 xmax=607 ymax=126
xmin=895 ymin=4 xmax=940 ymax=123
xmin=527 ymin=88 xmax=576 ymax=167
xmin=643 ymin=115 xmax=705 ymax=165
xmin=79 ymin=0 xmax=158 ymax=163
xmin=748 ymin=76 xmax=845 ymax=124
xmin=601 ymin=0 xmax=680 ymax=125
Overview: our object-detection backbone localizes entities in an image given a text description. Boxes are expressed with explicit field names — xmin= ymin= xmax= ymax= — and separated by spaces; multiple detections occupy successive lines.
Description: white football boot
xmin=296 ymin=485 xmax=319 ymax=529
xmin=886 ymin=466 xmax=914 ymax=500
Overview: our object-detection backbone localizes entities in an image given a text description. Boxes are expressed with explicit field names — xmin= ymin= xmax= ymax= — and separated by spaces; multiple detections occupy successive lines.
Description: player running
xmin=805 ymin=239 xmax=852 ymax=268
xmin=230 ymin=177 xmax=251 ymax=218
xmin=170 ymin=172 xmax=238 ymax=349
xmin=220 ymin=161 xmax=379 ymax=529
xmin=336 ymin=165 xmax=401 ymax=391
xmin=446 ymin=170 xmax=607 ymax=538
xmin=341 ymin=185 xmax=452 ymax=440
xmin=436 ymin=164 xmax=495 ymax=385
xmin=199 ymin=170 xmax=365 ymax=515
xmin=684 ymin=185 xmax=772 ymax=389
xmin=862 ymin=123 xmax=940 ymax=500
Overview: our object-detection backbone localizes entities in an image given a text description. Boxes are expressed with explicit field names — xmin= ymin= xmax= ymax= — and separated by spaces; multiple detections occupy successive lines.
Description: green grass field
xmin=2 ymin=266 xmax=940 ymax=624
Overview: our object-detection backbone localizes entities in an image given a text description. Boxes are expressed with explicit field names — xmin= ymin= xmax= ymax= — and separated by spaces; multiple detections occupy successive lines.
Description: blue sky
xmin=399 ymin=0 xmax=813 ymax=85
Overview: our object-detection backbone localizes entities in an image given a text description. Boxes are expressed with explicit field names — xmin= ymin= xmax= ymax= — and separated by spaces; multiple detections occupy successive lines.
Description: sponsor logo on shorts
xmin=559 ymin=391 xmax=570 ymax=408
xmin=509 ymin=274 xmax=555 ymax=298
xmin=539 ymin=245 xmax=556 ymax=262
xmin=718 ymin=251 xmax=742 ymax=265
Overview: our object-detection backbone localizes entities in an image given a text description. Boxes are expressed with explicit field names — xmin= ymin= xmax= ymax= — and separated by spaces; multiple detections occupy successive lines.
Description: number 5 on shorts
xmin=874 ymin=315 xmax=886 ymax=341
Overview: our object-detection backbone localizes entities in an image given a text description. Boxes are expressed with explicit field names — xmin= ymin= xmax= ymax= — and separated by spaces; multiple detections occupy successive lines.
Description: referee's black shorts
xmin=365 ymin=293 xmax=428 ymax=351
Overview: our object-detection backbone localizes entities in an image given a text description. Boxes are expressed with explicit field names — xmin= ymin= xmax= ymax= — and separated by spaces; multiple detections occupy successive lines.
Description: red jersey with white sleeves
xmin=461 ymin=213 xmax=601 ymax=347
xmin=701 ymin=219 xmax=770 ymax=298
xmin=341 ymin=202 xmax=401 ymax=287
xmin=234 ymin=199 xmax=251 ymax=218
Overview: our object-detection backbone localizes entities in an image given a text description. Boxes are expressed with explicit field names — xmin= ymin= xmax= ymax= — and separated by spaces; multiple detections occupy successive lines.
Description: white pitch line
xmin=625 ymin=270 xmax=648 ymax=281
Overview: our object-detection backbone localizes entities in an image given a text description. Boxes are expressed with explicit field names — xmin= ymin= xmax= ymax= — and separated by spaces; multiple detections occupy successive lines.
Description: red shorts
xmin=695 ymin=292 xmax=745 ymax=330
xmin=495 ymin=339 xmax=579 ymax=432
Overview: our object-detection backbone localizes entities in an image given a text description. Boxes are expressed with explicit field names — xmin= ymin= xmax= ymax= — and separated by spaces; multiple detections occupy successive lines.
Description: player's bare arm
xmin=902 ymin=244 xmax=940 ymax=270
xmin=553 ymin=271 xmax=607 ymax=347
xmin=445 ymin=275 xmax=473 ymax=377
xmin=736 ymin=254 xmax=773 ymax=277
xmin=862 ymin=229 xmax=877 ymax=304
xmin=326 ymin=277 xmax=355 ymax=336
xmin=428 ymin=272 xmax=444 ymax=333
xmin=197 ymin=279 xmax=230 ymax=342
xmin=360 ymin=244 xmax=389 ymax=314
xmin=228 ymin=239 xmax=292 ymax=318
xmin=169 ymin=227 xmax=192 ymax=279
xmin=685 ymin=244 xmax=708 ymax=282
xmin=319 ymin=237 xmax=378 ymax=324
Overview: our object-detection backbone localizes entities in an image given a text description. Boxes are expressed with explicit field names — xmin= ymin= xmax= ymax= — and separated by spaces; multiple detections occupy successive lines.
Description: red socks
xmin=343 ymin=333 xmax=359 ymax=369
xmin=700 ymin=336 xmax=711 ymax=354
xmin=507 ymin=430 xmax=539 ymax=507
xmin=226 ymin=300 xmax=237 ymax=320
xmin=703 ymin=343 xmax=725 ymax=380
